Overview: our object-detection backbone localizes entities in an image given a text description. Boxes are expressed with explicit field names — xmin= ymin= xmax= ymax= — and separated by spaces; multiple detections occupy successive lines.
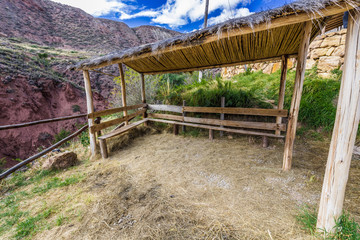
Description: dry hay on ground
xmin=34 ymin=127 xmax=360 ymax=240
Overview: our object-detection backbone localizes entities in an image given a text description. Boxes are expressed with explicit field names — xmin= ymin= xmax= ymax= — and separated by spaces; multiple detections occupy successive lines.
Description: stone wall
xmin=221 ymin=29 xmax=347 ymax=79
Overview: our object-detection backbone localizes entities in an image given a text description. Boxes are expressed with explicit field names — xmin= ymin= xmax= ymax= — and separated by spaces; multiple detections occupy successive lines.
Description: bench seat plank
xmin=98 ymin=119 xmax=148 ymax=140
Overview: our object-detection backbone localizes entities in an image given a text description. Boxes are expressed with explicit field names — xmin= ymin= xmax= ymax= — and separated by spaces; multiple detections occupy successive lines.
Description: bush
xmin=79 ymin=130 xmax=90 ymax=147
xmin=72 ymin=105 xmax=81 ymax=113
xmin=53 ymin=129 xmax=71 ymax=145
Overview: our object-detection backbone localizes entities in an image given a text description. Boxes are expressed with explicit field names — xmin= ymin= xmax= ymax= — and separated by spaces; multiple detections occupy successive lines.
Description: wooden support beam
xmin=276 ymin=55 xmax=288 ymax=135
xmin=282 ymin=21 xmax=312 ymax=171
xmin=182 ymin=100 xmax=186 ymax=133
xmin=118 ymin=63 xmax=128 ymax=125
xmin=140 ymin=74 xmax=148 ymax=126
xmin=317 ymin=11 xmax=360 ymax=233
xmin=220 ymin=97 xmax=225 ymax=137
xmin=83 ymin=70 xmax=97 ymax=156
xmin=183 ymin=106 xmax=288 ymax=117
xmin=173 ymin=124 xmax=179 ymax=135
xmin=262 ymin=136 xmax=269 ymax=148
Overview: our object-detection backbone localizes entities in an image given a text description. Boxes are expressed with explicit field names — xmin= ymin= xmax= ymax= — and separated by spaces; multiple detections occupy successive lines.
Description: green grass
xmin=296 ymin=205 xmax=360 ymax=239
xmin=0 ymin=170 xmax=84 ymax=239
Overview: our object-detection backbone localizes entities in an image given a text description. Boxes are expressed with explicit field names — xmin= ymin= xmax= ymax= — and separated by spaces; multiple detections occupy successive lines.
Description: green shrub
xmin=79 ymin=130 xmax=90 ymax=147
xmin=53 ymin=129 xmax=71 ymax=145
xmin=71 ymin=104 xmax=81 ymax=113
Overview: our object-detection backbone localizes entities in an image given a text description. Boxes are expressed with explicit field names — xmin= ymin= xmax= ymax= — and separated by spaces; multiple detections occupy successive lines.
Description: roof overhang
xmin=74 ymin=0 xmax=359 ymax=74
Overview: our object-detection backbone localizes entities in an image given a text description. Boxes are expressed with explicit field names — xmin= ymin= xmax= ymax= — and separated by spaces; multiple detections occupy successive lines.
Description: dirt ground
xmin=32 ymin=127 xmax=360 ymax=240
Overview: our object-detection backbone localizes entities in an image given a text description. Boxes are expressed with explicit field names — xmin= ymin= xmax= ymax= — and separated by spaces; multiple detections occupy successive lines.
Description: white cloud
xmin=119 ymin=10 xmax=159 ymax=20
xmin=51 ymin=0 xmax=128 ymax=17
xmin=208 ymin=8 xmax=252 ymax=25
xmin=150 ymin=0 xmax=251 ymax=28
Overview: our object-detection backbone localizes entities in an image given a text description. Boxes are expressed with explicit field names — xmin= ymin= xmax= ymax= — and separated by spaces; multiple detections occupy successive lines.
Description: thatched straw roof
xmin=74 ymin=0 xmax=359 ymax=74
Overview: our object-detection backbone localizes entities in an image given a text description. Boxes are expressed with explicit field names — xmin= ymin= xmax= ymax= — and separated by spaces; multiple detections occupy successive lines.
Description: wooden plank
xmin=276 ymin=55 xmax=288 ymax=135
xmin=90 ymin=109 xmax=145 ymax=134
xmin=98 ymin=119 xmax=148 ymax=140
xmin=282 ymin=21 xmax=312 ymax=171
xmin=99 ymin=139 xmax=108 ymax=159
xmin=147 ymin=118 xmax=285 ymax=138
xmin=88 ymin=104 xmax=146 ymax=119
xmin=220 ymin=97 xmax=225 ymax=137
xmin=118 ymin=63 xmax=128 ymax=125
xmin=148 ymin=104 xmax=183 ymax=113
xmin=183 ymin=106 xmax=288 ymax=117
xmin=0 ymin=114 xmax=87 ymax=131
xmin=317 ymin=11 xmax=360 ymax=233
xmin=83 ymin=70 xmax=97 ymax=156
xmin=184 ymin=116 xmax=286 ymax=131
xmin=0 ymin=125 xmax=88 ymax=180
xmin=148 ymin=113 xmax=184 ymax=121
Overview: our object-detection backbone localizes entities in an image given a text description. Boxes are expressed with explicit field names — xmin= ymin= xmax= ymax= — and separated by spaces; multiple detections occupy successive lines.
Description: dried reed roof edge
xmin=73 ymin=0 xmax=359 ymax=71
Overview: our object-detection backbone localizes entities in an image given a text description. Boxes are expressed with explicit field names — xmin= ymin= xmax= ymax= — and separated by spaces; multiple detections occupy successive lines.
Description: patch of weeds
xmin=53 ymin=129 xmax=71 ymax=145
xmin=181 ymin=129 xmax=200 ymax=137
xmin=31 ymin=174 xmax=84 ymax=195
xmin=71 ymin=104 xmax=81 ymax=113
xmin=79 ymin=130 xmax=90 ymax=147
xmin=14 ymin=208 xmax=52 ymax=239
xmin=296 ymin=205 xmax=360 ymax=239
xmin=296 ymin=205 xmax=317 ymax=235
xmin=55 ymin=214 xmax=68 ymax=226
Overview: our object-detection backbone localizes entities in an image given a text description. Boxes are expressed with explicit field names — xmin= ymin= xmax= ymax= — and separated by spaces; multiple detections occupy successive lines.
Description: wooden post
xmin=276 ymin=55 xmax=288 ymax=135
xmin=182 ymin=100 xmax=186 ymax=133
xmin=262 ymin=136 xmax=269 ymax=148
xmin=99 ymin=139 xmax=108 ymax=159
xmin=173 ymin=124 xmax=179 ymax=135
xmin=317 ymin=11 xmax=360 ymax=233
xmin=220 ymin=97 xmax=225 ymax=137
xmin=282 ymin=21 xmax=312 ymax=171
xmin=118 ymin=63 xmax=128 ymax=125
xmin=140 ymin=73 xmax=148 ymax=126
xmin=94 ymin=117 xmax=102 ymax=137
xmin=83 ymin=70 xmax=97 ymax=156
xmin=209 ymin=129 xmax=214 ymax=140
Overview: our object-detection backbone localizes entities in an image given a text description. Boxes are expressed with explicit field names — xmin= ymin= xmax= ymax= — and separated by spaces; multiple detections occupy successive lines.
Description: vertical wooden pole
xmin=140 ymin=73 xmax=148 ymax=126
xmin=83 ymin=70 xmax=97 ymax=156
xmin=182 ymin=100 xmax=186 ymax=133
xmin=282 ymin=21 xmax=312 ymax=171
xmin=220 ymin=97 xmax=225 ymax=137
xmin=276 ymin=55 xmax=288 ymax=135
xmin=317 ymin=11 xmax=360 ymax=233
xmin=118 ymin=63 xmax=128 ymax=125
xmin=209 ymin=129 xmax=214 ymax=140
xmin=173 ymin=124 xmax=179 ymax=135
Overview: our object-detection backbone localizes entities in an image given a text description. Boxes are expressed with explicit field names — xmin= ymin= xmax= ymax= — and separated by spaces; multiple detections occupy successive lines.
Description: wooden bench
xmin=147 ymin=104 xmax=288 ymax=144
xmin=98 ymin=119 xmax=148 ymax=159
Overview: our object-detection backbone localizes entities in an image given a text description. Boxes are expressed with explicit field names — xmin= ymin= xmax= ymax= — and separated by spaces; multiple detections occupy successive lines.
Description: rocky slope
xmin=0 ymin=0 xmax=180 ymax=168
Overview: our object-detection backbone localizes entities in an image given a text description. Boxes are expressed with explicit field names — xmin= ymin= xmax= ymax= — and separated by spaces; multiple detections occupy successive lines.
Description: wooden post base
xmin=209 ymin=129 xmax=214 ymax=140
xmin=173 ymin=124 xmax=179 ymax=135
xmin=262 ymin=136 xmax=269 ymax=148
xmin=99 ymin=139 xmax=108 ymax=159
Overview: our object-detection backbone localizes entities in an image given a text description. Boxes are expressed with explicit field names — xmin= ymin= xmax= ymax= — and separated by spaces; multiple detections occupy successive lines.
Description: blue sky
xmin=52 ymin=0 xmax=296 ymax=32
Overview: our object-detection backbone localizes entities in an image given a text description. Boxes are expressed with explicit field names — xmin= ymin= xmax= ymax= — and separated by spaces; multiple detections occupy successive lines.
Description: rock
xmin=332 ymin=45 xmax=345 ymax=57
xmin=320 ymin=35 xmax=342 ymax=48
xmin=42 ymin=152 xmax=78 ymax=170
xmin=311 ymin=48 xmax=329 ymax=59
xmin=317 ymin=56 xmax=342 ymax=72
xmin=309 ymin=40 xmax=323 ymax=49
xmin=326 ymin=47 xmax=335 ymax=56
xmin=305 ymin=58 xmax=317 ymax=70
xmin=263 ymin=63 xmax=274 ymax=74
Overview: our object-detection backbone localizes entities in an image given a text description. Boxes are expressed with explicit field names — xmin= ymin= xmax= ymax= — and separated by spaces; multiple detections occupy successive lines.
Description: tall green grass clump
xmin=296 ymin=205 xmax=360 ymax=239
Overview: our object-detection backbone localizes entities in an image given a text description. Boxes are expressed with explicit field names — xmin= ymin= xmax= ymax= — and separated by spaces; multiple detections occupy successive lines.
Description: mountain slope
xmin=0 ymin=0 xmax=180 ymax=167
xmin=0 ymin=0 xmax=179 ymax=52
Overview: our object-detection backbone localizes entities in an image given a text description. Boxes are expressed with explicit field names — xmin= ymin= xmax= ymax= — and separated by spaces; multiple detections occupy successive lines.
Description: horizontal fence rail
xmin=90 ymin=109 xmax=146 ymax=134
xmin=0 ymin=114 xmax=87 ymax=131
xmin=147 ymin=104 xmax=183 ymax=113
xmin=88 ymin=103 xmax=146 ymax=119
xmin=183 ymin=106 xmax=288 ymax=117
xmin=0 ymin=124 xmax=89 ymax=181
